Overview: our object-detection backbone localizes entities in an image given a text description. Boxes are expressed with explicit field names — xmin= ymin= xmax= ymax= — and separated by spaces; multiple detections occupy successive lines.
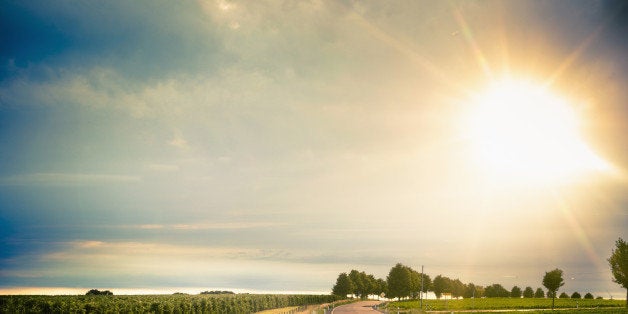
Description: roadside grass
xmin=386 ymin=297 xmax=625 ymax=312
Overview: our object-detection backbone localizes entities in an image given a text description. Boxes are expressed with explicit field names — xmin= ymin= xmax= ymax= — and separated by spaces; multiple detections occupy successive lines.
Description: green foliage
xmin=432 ymin=275 xmax=452 ymax=299
xmin=542 ymin=268 xmax=565 ymax=309
xmin=0 ymin=294 xmax=341 ymax=314
xmin=559 ymin=292 xmax=569 ymax=298
xmin=510 ymin=286 xmax=522 ymax=298
xmin=485 ymin=284 xmax=509 ymax=298
xmin=534 ymin=287 xmax=545 ymax=298
xmin=571 ymin=291 xmax=581 ymax=299
xmin=608 ymin=237 xmax=628 ymax=307
xmin=199 ymin=290 xmax=234 ymax=294
xmin=85 ymin=289 xmax=113 ymax=296
xmin=523 ymin=286 xmax=534 ymax=298
xmin=386 ymin=263 xmax=413 ymax=300
xmin=332 ymin=272 xmax=354 ymax=297
xmin=387 ymin=297 xmax=626 ymax=311
xmin=464 ymin=283 xmax=484 ymax=298
xmin=584 ymin=292 xmax=594 ymax=299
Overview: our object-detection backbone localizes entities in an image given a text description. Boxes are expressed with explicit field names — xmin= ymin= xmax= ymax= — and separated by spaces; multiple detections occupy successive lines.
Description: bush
xmin=85 ymin=289 xmax=113 ymax=296
xmin=559 ymin=292 xmax=569 ymax=298
xmin=571 ymin=292 xmax=581 ymax=299
xmin=584 ymin=293 xmax=594 ymax=299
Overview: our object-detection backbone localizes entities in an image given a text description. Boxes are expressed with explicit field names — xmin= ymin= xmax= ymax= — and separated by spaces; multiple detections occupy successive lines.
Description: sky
xmin=1 ymin=0 xmax=627 ymax=297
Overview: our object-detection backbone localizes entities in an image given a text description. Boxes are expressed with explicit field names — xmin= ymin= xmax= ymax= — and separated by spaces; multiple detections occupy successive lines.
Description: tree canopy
xmin=523 ymin=286 xmax=534 ymax=298
xmin=543 ymin=268 xmax=564 ymax=309
xmin=386 ymin=263 xmax=413 ymax=300
xmin=608 ymin=237 xmax=628 ymax=307
xmin=571 ymin=292 xmax=581 ymax=299
xmin=510 ymin=286 xmax=522 ymax=298
xmin=332 ymin=273 xmax=354 ymax=297
xmin=85 ymin=289 xmax=113 ymax=296
xmin=484 ymin=284 xmax=509 ymax=298
xmin=534 ymin=287 xmax=545 ymax=298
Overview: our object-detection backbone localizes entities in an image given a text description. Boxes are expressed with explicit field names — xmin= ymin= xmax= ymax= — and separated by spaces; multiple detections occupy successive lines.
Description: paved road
xmin=332 ymin=301 xmax=382 ymax=313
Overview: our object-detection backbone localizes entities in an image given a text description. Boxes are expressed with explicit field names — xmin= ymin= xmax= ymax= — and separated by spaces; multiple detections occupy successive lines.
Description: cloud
xmin=0 ymin=173 xmax=140 ymax=186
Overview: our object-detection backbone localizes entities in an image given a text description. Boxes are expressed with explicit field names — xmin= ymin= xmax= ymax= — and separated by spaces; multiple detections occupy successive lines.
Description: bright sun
xmin=467 ymin=78 xmax=611 ymax=185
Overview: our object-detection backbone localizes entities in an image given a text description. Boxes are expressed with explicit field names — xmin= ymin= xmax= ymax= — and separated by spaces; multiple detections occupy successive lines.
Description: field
xmin=386 ymin=297 xmax=626 ymax=312
xmin=0 ymin=293 xmax=340 ymax=313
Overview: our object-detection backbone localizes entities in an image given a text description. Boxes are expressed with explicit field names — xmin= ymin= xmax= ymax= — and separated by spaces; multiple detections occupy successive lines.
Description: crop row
xmin=0 ymin=293 xmax=341 ymax=314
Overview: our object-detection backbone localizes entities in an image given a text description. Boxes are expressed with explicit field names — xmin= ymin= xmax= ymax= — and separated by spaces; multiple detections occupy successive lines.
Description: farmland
xmin=386 ymin=297 xmax=626 ymax=312
xmin=0 ymin=293 xmax=340 ymax=313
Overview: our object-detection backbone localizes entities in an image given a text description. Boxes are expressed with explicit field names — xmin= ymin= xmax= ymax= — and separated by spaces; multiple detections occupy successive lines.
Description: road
xmin=332 ymin=301 xmax=382 ymax=313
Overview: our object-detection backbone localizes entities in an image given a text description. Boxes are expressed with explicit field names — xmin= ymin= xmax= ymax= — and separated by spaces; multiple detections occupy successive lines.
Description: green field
xmin=386 ymin=297 xmax=626 ymax=312
xmin=0 ymin=293 xmax=341 ymax=313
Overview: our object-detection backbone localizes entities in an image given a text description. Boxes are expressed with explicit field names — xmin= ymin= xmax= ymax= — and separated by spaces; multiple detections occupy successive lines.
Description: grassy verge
xmin=385 ymin=297 xmax=625 ymax=312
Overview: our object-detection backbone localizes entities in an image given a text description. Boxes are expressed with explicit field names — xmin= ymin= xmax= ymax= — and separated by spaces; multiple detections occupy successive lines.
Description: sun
xmin=466 ymin=78 xmax=611 ymax=185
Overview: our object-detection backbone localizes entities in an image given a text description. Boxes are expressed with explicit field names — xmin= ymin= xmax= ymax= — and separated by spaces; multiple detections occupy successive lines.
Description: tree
xmin=451 ymin=279 xmax=465 ymax=298
xmin=608 ymin=237 xmax=628 ymax=307
xmin=534 ymin=287 xmax=545 ymax=298
xmin=559 ymin=292 xmax=569 ymax=298
xmin=484 ymin=284 xmax=509 ymax=298
xmin=523 ymin=286 xmax=534 ymax=298
xmin=464 ymin=283 xmax=483 ymax=298
xmin=432 ymin=275 xmax=452 ymax=299
xmin=332 ymin=273 xmax=354 ymax=297
xmin=86 ymin=289 xmax=113 ymax=296
xmin=571 ymin=292 xmax=581 ymax=299
xmin=386 ymin=263 xmax=412 ymax=300
xmin=584 ymin=292 xmax=594 ymax=299
xmin=419 ymin=273 xmax=432 ymax=294
xmin=374 ymin=278 xmax=388 ymax=299
xmin=543 ymin=268 xmax=565 ymax=309
xmin=510 ymin=286 xmax=522 ymax=298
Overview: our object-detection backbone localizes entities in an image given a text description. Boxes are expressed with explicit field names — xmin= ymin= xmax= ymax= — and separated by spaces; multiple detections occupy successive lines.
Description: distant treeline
xmin=332 ymin=263 xmax=600 ymax=300
xmin=199 ymin=290 xmax=235 ymax=295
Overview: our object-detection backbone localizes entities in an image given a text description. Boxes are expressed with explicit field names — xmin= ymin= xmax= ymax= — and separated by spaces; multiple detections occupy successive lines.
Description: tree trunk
xmin=552 ymin=293 xmax=555 ymax=310
xmin=625 ymin=288 xmax=627 ymax=308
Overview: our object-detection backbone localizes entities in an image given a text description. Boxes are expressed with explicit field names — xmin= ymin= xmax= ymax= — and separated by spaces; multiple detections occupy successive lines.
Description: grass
xmin=385 ymin=297 xmax=626 ymax=312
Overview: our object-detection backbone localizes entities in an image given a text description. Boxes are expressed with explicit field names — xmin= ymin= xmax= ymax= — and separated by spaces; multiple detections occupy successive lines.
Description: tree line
xmin=332 ymin=264 xmax=597 ymax=301
xmin=332 ymin=237 xmax=628 ymax=308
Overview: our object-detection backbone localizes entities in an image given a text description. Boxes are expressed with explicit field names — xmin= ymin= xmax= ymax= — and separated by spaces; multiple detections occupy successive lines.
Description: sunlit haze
xmin=466 ymin=78 xmax=613 ymax=186
xmin=1 ymin=0 xmax=627 ymax=299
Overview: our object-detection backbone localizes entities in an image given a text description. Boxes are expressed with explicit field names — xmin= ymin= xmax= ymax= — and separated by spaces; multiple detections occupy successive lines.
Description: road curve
xmin=332 ymin=301 xmax=382 ymax=314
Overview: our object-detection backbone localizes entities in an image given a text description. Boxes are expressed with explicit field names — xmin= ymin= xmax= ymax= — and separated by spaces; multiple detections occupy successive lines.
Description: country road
xmin=332 ymin=301 xmax=383 ymax=313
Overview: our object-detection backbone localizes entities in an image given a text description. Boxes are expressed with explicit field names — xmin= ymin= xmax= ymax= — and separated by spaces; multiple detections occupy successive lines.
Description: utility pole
xmin=420 ymin=265 xmax=424 ymax=310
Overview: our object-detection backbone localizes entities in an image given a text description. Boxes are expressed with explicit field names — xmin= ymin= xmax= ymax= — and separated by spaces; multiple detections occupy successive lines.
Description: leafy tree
xmin=523 ymin=286 xmax=534 ymax=298
xmin=608 ymin=237 xmax=628 ymax=307
xmin=596 ymin=296 xmax=603 ymax=300
xmin=484 ymin=284 xmax=509 ymax=298
xmin=510 ymin=286 xmax=522 ymax=298
xmin=386 ymin=263 xmax=412 ymax=300
xmin=86 ymin=289 xmax=113 ymax=296
xmin=332 ymin=273 xmax=354 ymax=297
xmin=432 ymin=275 xmax=452 ymax=299
xmin=464 ymin=283 xmax=483 ymax=298
xmin=374 ymin=278 xmax=388 ymax=299
xmin=451 ymin=279 xmax=465 ymax=298
xmin=571 ymin=292 xmax=581 ymax=299
xmin=559 ymin=292 xmax=569 ymax=298
xmin=419 ymin=273 xmax=432 ymax=294
xmin=349 ymin=270 xmax=375 ymax=299
xmin=584 ymin=292 xmax=594 ymax=299
xmin=543 ymin=268 xmax=565 ymax=309
xmin=534 ymin=287 xmax=545 ymax=298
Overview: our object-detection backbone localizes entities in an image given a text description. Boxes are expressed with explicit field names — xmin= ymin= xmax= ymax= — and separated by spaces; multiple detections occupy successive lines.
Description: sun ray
xmin=545 ymin=23 xmax=606 ymax=87
xmin=344 ymin=7 xmax=464 ymax=92
xmin=452 ymin=7 xmax=493 ymax=79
